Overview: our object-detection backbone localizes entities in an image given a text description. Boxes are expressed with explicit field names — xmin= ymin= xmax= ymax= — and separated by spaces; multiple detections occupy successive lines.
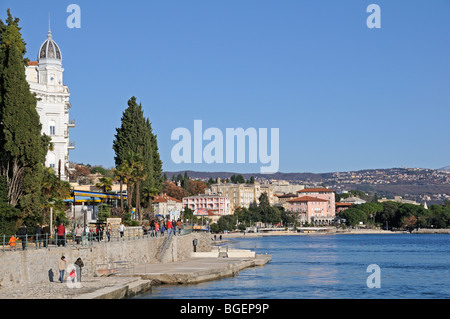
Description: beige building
xmin=152 ymin=194 xmax=183 ymax=218
xmin=378 ymin=196 xmax=420 ymax=205
xmin=271 ymin=180 xmax=305 ymax=195
xmin=207 ymin=179 xmax=276 ymax=211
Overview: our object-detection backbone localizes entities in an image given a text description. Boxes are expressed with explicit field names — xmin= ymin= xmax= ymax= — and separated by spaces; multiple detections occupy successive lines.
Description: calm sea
xmin=134 ymin=234 xmax=450 ymax=299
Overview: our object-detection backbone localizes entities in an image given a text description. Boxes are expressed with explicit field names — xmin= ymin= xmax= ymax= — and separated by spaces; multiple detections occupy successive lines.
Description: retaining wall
xmin=0 ymin=232 xmax=210 ymax=288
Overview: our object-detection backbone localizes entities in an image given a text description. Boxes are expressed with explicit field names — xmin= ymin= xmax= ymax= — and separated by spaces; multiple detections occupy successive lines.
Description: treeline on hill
xmin=339 ymin=201 xmax=450 ymax=231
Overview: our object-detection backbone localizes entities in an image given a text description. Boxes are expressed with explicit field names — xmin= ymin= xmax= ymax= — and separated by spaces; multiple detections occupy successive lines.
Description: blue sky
xmin=2 ymin=0 xmax=450 ymax=173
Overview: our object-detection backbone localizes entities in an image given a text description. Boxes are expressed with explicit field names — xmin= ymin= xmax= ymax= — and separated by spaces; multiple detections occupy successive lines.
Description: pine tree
xmin=0 ymin=10 xmax=50 ymax=216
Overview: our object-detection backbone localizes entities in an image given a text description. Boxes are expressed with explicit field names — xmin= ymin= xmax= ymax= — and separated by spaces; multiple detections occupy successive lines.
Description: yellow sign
xmin=106 ymin=218 xmax=122 ymax=231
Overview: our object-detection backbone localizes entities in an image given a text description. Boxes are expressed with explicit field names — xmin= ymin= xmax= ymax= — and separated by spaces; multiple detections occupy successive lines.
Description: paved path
xmin=0 ymin=255 xmax=271 ymax=299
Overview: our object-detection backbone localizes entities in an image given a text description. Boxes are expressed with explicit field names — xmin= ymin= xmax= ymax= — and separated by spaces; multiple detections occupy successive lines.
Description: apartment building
xmin=207 ymin=179 xmax=276 ymax=210
xmin=183 ymin=194 xmax=231 ymax=216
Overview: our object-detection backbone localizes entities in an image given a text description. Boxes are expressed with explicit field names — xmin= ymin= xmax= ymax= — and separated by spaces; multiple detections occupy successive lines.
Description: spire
xmin=47 ymin=13 xmax=52 ymax=39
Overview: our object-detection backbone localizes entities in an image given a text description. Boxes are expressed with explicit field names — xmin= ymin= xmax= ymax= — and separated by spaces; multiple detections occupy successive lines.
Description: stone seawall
xmin=0 ymin=232 xmax=210 ymax=288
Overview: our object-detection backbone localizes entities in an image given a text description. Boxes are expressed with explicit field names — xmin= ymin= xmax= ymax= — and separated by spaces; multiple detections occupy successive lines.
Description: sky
xmin=1 ymin=0 xmax=450 ymax=174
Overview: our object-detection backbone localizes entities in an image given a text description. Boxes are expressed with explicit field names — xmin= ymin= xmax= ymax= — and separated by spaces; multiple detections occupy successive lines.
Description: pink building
xmin=183 ymin=194 xmax=231 ymax=216
xmin=287 ymin=188 xmax=336 ymax=224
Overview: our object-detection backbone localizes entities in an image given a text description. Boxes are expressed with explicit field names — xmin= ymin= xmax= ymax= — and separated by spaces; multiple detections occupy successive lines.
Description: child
xmin=8 ymin=235 xmax=17 ymax=250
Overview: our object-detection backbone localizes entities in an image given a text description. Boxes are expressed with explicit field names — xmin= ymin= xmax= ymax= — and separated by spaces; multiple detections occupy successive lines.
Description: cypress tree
xmin=113 ymin=96 xmax=163 ymax=212
xmin=0 ymin=10 xmax=50 ymax=216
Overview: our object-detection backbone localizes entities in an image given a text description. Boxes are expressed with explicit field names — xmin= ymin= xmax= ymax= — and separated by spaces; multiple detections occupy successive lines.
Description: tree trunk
xmin=127 ymin=182 xmax=134 ymax=215
xmin=136 ymin=181 xmax=141 ymax=222
xmin=119 ymin=179 xmax=123 ymax=211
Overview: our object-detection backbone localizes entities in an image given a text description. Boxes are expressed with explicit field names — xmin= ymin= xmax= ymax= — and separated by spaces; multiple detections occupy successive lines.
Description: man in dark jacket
xmin=42 ymin=224 xmax=50 ymax=247
xmin=17 ymin=224 xmax=28 ymax=250
xmin=35 ymin=223 xmax=42 ymax=248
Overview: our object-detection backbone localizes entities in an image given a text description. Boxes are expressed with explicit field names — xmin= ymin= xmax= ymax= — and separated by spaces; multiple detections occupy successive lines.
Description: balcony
xmin=68 ymin=119 xmax=75 ymax=128
xmin=68 ymin=141 xmax=75 ymax=149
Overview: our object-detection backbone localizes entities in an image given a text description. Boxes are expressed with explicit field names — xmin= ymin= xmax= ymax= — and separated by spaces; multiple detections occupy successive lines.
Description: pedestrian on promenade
xmin=167 ymin=220 xmax=173 ymax=236
xmin=150 ymin=220 xmax=155 ymax=237
xmin=35 ymin=223 xmax=42 ymax=248
xmin=107 ymin=223 xmax=112 ymax=242
xmin=155 ymin=221 xmax=159 ymax=237
xmin=59 ymin=256 xmax=66 ymax=283
xmin=119 ymin=222 xmax=125 ymax=238
xmin=17 ymin=223 xmax=28 ymax=250
xmin=53 ymin=225 xmax=58 ymax=244
xmin=83 ymin=225 xmax=90 ymax=245
xmin=74 ymin=224 xmax=83 ymax=245
xmin=99 ymin=225 xmax=104 ymax=242
xmin=161 ymin=222 xmax=166 ymax=237
xmin=74 ymin=257 xmax=84 ymax=282
xmin=8 ymin=235 xmax=17 ymax=250
xmin=177 ymin=219 xmax=182 ymax=236
xmin=57 ymin=223 xmax=65 ymax=247
xmin=42 ymin=224 xmax=50 ymax=247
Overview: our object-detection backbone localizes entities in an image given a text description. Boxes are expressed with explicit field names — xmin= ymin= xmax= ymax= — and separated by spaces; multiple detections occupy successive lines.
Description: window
xmin=48 ymin=153 xmax=56 ymax=169
xmin=49 ymin=120 xmax=56 ymax=135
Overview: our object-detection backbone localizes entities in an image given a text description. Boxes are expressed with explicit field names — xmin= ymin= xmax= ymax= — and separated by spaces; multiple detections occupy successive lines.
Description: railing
xmin=0 ymin=224 xmax=194 ymax=252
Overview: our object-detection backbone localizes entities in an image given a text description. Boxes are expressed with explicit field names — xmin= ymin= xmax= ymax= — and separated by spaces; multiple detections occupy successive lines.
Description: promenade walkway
xmin=0 ymin=254 xmax=271 ymax=299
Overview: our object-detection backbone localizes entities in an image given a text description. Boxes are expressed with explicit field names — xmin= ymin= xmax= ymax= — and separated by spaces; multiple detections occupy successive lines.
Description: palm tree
xmin=96 ymin=176 xmax=113 ymax=193
xmin=113 ymin=163 xmax=129 ymax=211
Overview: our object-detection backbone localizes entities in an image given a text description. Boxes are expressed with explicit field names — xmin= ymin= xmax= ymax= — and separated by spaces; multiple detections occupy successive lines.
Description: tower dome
xmin=38 ymin=28 xmax=62 ymax=61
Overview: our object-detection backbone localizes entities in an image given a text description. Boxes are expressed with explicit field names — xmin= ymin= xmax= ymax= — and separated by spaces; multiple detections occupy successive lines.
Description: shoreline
xmin=213 ymin=228 xmax=450 ymax=241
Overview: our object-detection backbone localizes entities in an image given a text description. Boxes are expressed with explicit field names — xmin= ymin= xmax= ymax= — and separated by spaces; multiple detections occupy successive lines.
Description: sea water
xmin=134 ymin=234 xmax=450 ymax=299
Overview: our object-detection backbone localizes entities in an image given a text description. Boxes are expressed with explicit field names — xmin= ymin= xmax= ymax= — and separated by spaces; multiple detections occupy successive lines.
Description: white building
xmin=25 ymin=26 xmax=74 ymax=180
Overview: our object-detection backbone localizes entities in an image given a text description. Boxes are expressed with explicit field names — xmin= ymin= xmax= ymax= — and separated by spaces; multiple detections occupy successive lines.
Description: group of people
xmin=6 ymin=218 xmax=185 ymax=250
xmin=73 ymin=223 xmax=114 ymax=244
xmin=144 ymin=219 xmax=183 ymax=237
xmin=8 ymin=223 xmax=53 ymax=250
xmin=58 ymin=255 xmax=84 ymax=283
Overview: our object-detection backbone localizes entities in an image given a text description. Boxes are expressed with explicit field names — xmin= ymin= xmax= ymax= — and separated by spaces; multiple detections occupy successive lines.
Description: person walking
xmin=83 ymin=225 xmax=90 ymax=245
xmin=177 ymin=219 xmax=182 ymax=236
xmin=58 ymin=256 xmax=67 ymax=283
xmin=106 ymin=223 xmax=112 ymax=242
xmin=167 ymin=220 xmax=173 ymax=236
xmin=154 ymin=221 xmax=159 ymax=237
xmin=118 ymin=222 xmax=125 ymax=238
xmin=42 ymin=224 xmax=50 ymax=248
xmin=17 ymin=223 xmax=28 ymax=250
xmin=74 ymin=257 xmax=84 ymax=282
xmin=57 ymin=223 xmax=66 ymax=247
xmin=74 ymin=224 xmax=83 ymax=245
xmin=161 ymin=222 xmax=166 ymax=237
xmin=150 ymin=220 xmax=155 ymax=237
xmin=34 ymin=223 xmax=42 ymax=248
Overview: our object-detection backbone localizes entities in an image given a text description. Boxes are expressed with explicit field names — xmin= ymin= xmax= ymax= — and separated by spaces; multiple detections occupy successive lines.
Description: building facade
xmin=25 ymin=27 xmax=74 ymax=180
xmin=288 ymin=188 xmax=336 ymax=224
xmin=183 ymin=194 xmax=231 ymax=216
xmin=208 ymin=180 xmax=276 ymax=210
xmin=152 ymin=194 xmax=183 ymax=219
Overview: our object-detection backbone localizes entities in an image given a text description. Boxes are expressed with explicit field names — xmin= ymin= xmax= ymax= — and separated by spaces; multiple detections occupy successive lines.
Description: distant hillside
xmin=163 ymin=170 xmax=328 ymax=182
xmin=439 ymin=166 xmax=450 ymax=171
xmin=164 ymin=168 xmax=450 ymax=205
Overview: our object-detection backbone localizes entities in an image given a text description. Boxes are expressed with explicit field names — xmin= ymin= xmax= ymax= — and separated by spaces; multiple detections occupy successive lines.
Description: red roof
xmin=336 ymin=202 xmax=352 ymax=207
xmin=153 ymin=194 xmax=181 ymax=203
xmin=27 ymin=61 xmax=38 ymax=66
xmin=297 ymin=188 xmax=334 ymax=193
xmin=287 ymin=196 xmax=329 ymax=203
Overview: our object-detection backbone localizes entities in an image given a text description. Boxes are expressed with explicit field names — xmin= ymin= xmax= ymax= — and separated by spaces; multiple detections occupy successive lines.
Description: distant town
xmin=71 ymin=163 xmax=450 ymax=206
